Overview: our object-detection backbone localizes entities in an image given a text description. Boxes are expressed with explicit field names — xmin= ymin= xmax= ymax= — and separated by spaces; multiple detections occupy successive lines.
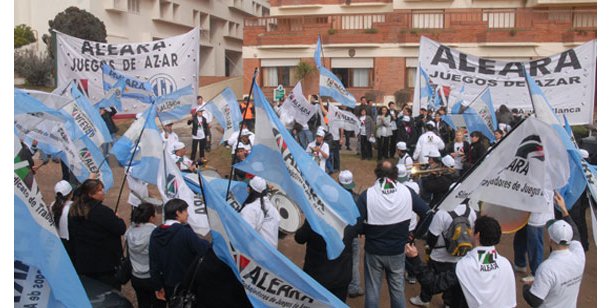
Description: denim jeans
xmin=348 ymin=238 xmax=363 ymax=294
xmin=364 ymin=252 xmax=406 ymax=308
xmin=513 ymin=225 xmax=544 ymax=274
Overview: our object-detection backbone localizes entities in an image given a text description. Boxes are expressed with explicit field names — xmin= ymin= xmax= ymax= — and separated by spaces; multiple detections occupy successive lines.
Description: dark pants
xmin=84 ymin=271 xmax=121 ymax=291
xmin=328 ymin=285 xmax=349 ymax=303
xmin=345 ymin=131 xmax=354 ymax=150
xmin=513 ymin=225 xmax=544 ymax=275
xmin=331 ymin=140 xmax=341 ymax=171
xmin=191 ymin=138 xmax=206 ymax=160
xmin=390 ymin=130 xmax=398 ymax=158
xmin=420 ymin=259 xmax=461 ymax=306
xmin=131 ymin=276 xmax=166 ymax=308
xmin=570 ymin=193 xmax=590 ymax=251
xmin=360 ymin=135 xmax=372 ymax=160
xmin=377 ymin=136 xmax=390 ymax=160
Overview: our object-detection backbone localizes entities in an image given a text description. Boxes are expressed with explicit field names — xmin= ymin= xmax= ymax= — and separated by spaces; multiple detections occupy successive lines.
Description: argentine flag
xmin=314 ymin=37 xmax=356 ymax=108
xmin=234 ymin=82 xmax=360 ymax=260
xmin=203 ymin=87 xmax=242 ymax=143
xmin=155 ymin=85 xmax=195 ymax=124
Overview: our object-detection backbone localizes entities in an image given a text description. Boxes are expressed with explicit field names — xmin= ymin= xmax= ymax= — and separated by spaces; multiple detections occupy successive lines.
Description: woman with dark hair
xmin=126 ymin=203 xmax=164 ymax=308
xmin=68 ymin=179 xmax=126 ymax=290
xmin=51 ymin=180 xmax=74 ymax=256
xmin=358 ymin=108 xmax=375 ymax=160
xmin=240 ymin=177 xmax=280 ymax=248
xmin=376 ymin=106 xmax=393 ymax=160
xmin=496 ymin=104 xmax=514 ymax=127
xmin=149 ymin=199 xmax=210 ymax=302
xmin=464 ymin=131 xmax=487 ymax=172
xmin=493 ymin=129 xmax=504 ymax=144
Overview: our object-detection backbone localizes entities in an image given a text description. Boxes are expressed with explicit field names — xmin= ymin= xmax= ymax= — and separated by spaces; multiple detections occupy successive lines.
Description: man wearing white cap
xmin=160 ymin=121 xmax=179 ymax=153
xmin=240 ymin=177 xmax=280 ymax=248
xmin=306 ymin=128 xmax=330 ymax=171
xmin=396 ymin=141 xmax=414 ymax=171
xmin=523 ymin=193 xmax=585 ymax=308
xmin=413 ymin=122 xmax=445 ymax=164
xmin=171 ymin=142 xmax=196 ymax=172
xmin=227 ymin=126 xmax=255 ymax=155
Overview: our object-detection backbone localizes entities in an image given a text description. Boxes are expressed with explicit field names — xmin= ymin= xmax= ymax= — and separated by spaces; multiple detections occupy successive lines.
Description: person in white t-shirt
xmin=396 ymin=141 xmax=414 ymax=171
xmin=306 ymin=128 xmax=330 ymax=171
xmin=523 ymin=193 xmax=585 ymax=308
xmin=404 ymin=216 xmax=516 ymax=308
xmin=171 ymin=142 xmax=196 ymax=172
xmin=445 ymin=129 xmax=469 ymax=176
xmin=413 ymin=122 xmax=445 ymax=164
xmin=50 ymin=180 xmax=74 ymax=253
xmin=455 ymin=216 xmax=517 ymax=308
xmin=160 ymin=121 xmax=180 ymax=153
xmin=410 ymin=202 xmax=477 ymax=307
xmin=239 ymin=177 xmax=280 ymax=248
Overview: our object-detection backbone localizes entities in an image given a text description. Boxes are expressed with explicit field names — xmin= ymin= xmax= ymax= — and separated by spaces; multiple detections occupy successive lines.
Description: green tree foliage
xmin=295 ymin=61 xmax=316 ymax=80
xmin=14 ymin=50 xmax=53 ymax=86
xmin=14 ymin=24 xmax=36 ymax=49
xmin=42 ymin=6 xmax=107 ymax=58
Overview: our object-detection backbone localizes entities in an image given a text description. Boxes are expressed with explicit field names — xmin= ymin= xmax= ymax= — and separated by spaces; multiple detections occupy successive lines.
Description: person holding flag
xmin=306 ymin=128 xmax=331 ymax=171
xmin=188 ymin=106 xmax=211 ymax=162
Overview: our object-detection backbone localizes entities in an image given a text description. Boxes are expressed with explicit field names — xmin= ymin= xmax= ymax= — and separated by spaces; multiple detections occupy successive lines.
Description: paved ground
xmin=32 ymin=118 xmax=597 ymax=307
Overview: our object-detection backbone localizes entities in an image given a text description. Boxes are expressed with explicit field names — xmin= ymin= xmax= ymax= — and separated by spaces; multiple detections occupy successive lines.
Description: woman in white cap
xmin=240 ymin=177 xmax=280 ymax=248
xmin=51 ymin=180 xmax=74 ymax=253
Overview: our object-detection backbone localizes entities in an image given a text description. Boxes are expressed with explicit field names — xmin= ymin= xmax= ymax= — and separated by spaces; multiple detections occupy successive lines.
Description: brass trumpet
xmin=410 ymin=165 xmax=455 ymax=178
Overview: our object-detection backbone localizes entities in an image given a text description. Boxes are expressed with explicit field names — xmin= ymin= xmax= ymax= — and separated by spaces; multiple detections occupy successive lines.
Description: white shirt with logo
xmin=193 ymin=116 xmax=206 ymax=140
xmin=455 ymin=246 xmax=517 ymax=308
xmin=413 ymin=131 xmax=445 ymax=164
xmin=452 ymin=141 xmax=465 ymax=170
xmin=428 ymin=203 xmax=477 ymax=263
xmin=529 ymin=241 xmax=585 ymax=308
xmin=306 ymin=141 xmax=329 ymax=170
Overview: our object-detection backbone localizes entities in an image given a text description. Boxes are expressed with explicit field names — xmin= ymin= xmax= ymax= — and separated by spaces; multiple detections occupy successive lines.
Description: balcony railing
xmin=244 ymin=8 xmax=596 ymax=44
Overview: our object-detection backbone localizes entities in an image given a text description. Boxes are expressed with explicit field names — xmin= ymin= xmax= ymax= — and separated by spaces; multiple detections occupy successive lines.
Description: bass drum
xmin=269 ymin=191 xmax=302 ymax=234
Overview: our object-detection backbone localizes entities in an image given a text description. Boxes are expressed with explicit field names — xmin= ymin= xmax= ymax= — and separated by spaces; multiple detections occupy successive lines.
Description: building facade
xmin=15 ymin=0 xmax=270 ymax=80
xmin=243 ymin=0 xmax=596 ymax=104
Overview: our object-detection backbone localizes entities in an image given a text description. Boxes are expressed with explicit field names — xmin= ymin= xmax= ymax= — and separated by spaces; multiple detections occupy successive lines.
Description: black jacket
xmin=466 ymin=141 xmax=487 ymax=168
xmin=406 ymin=255 xmax=468 ymax=308
xmin=295 ymin=221 xmax=358 ymax=290
xmin=396 ymin=118 xmax=418 ymax=148
xmin=149 ymin=223 xmax=210 ymax=290
xmin=422 ymin=173 xmax=454 ymax=206
xmin=101 ymin=107 xmax=118 ymax=134
xmin=445 ymin=141 xmax=470 ymax=161
xmin=188 ymin=115 xmax=211 ymax=138
xmin=68 ymin=201 xmax=126 ymax=274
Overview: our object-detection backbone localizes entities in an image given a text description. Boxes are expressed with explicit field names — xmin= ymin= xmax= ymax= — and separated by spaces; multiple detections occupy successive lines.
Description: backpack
xmin=442 ymin=207 xmax=473 ymax=257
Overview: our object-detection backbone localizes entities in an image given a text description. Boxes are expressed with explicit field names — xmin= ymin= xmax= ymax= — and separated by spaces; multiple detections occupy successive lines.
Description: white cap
xmin=173 ymin=142 xmax=186 ymax=152
xmin=316 ymin=127 xmax=326 ymax=137
xmin=338 ymin=170 xmax=355 ymax=189
xmin=499 ymin=123 xmax=508 ymax=131
xmin=579 ymin=149 xmax=589 ymax=159
xmin=426 ymin=149 xmax=441 ymax=158
xmin=396 ymin=141 xmax=407 ymax=151
xmin=54 ymin=180 xmax=73 ymax=197
xmin=249 ymin=176 xmax=267 ymax=193
xmin=546 ymin=219 xmax=573 ymax=245
xmin=241 ymin=128 xmax=252 ymax=136
xmin=442 ymin=155 xmax=455 ymax=168
xmin=426 ymin=120 xmax=435 ymax=127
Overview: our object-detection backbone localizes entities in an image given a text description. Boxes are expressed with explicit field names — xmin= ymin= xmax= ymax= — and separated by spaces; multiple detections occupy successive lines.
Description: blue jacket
xmin=149 ymin=223 xmax=210 ymax=290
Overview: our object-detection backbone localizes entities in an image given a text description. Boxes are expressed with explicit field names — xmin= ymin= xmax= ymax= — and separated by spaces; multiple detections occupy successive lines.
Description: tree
xmin=14 ymin=50 xmax=53 ymax=86
xmin=295 ymin=61 xmax=316 ymax=81
xmin=14 ymin=24 xmax=36 ymax=49
xmin=42 ymin=6 xmax=107 ymax=58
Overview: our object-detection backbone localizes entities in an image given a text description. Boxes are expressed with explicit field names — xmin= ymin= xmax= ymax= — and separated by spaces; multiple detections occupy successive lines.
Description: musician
xmin=240 ymin=177 xmax=280 ymax=248
xmin=171 ymin=142 xmax=197 ymax=173
xmin=306 ymin=128 xmax=330 ymax=171
xmin=233 ymin=147 xmax=253 ymax=182
xmin=420 ymin=150 xmax=453 ymax=207
xmin=396 ymin=141 xmax=414 ymax=171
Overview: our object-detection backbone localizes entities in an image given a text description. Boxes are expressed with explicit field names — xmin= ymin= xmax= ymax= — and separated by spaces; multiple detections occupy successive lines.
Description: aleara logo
xmin=505 ymin=135 xmax=544 ymax=176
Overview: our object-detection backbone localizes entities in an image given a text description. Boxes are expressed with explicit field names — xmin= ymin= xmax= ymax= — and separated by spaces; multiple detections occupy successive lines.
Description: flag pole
xmin=225 ymin=67 xmax=258 ymax=200
xmin=113 ymin=108 xmax=154 ymax=213
xmin=196 ymin=170 xmax=208 ymax=215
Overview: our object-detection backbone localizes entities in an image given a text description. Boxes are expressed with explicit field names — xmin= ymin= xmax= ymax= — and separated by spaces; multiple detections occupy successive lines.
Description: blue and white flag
xmin=235 ymin=82 xmax=360 ymax=260
xmin=468 ymin=87 xmax=497 ymax=137
xmin=101 ymin=63 xmax=154 ymax=106
xmin=111 ymin=105 xmax=163 ymax=184
xmin=314 ymin=36 xmax=323 ymax=69
xmin=15 ymin=89 xmax=113 ymax=190
xmin=525 ymin=70 xmax=587 ymax=209
xmin=204 ymin=87 xmax=242 ymax=143
xmin=196 ymin=174 xmax=347 ymax=307
xmin=155 ymin=85 xmax=195 ymax=124
xmin=418 ymin=66 xmax=434 ymax=111
xmin=157 ymin=145 xmax=210 ymax=236
xmin=96 ymin=77 xmax=126 ymax=111
xmin=183 ymin=173 xmax=249 ymax=212
xmin=318 ymin=66 xmax=357 ymax=108
xmin=449 ymin=88 xmax=496 ymax=143
xmin=563 ymin=115 xmax=597 ymax=203
xmin=14 ymin=139 xmax=91 ymax=308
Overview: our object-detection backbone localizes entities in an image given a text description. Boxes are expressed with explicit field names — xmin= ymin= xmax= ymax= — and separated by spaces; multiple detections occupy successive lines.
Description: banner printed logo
xmin=150 ymin=73 xmax=177 ymax=96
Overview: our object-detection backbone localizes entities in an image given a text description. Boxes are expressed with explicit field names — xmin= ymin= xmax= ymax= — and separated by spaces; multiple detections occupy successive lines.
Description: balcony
xmin=243 ymin=8 xmax=596 ymax=46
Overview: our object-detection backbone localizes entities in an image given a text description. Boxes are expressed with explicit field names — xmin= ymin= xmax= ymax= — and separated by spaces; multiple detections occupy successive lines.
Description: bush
xmin=364 ymin=90 xmax=383 ymax=103
xmin=14 ymin=24 xmax=36 ymax=49
xmin=43 ymin=6 xmax=107 ymax=58
xmin=327 ymin=28 xmax=337 ymax=35
xmin=394 ymin=88 xmax=410 ymax=106
xmin=364 ymin=28 xmax=378 ymax=34
xmin=14 ymin=50 xmax=53 ymax=86
xmin=295 ymin=61 xmax=316 ymax=80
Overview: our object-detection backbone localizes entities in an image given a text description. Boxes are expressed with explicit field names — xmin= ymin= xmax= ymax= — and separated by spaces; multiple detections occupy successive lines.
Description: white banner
xmin=415 ymin=37 xmax=596 ymax=124
xmin=438 ymin=117 xmax=570 ymax=213
xmin=280 ymin=81 xmax=315 ymax=127
xmin=327 ymin=103 xmax=360 ymax=133
xmin=56 ymin=28 xmax=200 ymax=113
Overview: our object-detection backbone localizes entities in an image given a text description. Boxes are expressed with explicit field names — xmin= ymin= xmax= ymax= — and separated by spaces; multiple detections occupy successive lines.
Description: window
xmin=128 ymin=0 xmax=140 ymax=13
xmin=573 ymin=11 xmax=596 ymax=28
xmin=412 ymin=11 xmax=444 ymax=29
xmin=262 ymin=67 xmax=297 ymax=87
xmin=331 ymin=68 xmax=372 ymax=88
xmin=483 ymin=10 xmax=515 ymax=29
xmin=407 ymin=67 xmax=417 ymax=88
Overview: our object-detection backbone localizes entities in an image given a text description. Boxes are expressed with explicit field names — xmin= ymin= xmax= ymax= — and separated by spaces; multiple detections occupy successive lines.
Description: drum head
xmin=269 ymin=192 xmax=302 ymax=234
